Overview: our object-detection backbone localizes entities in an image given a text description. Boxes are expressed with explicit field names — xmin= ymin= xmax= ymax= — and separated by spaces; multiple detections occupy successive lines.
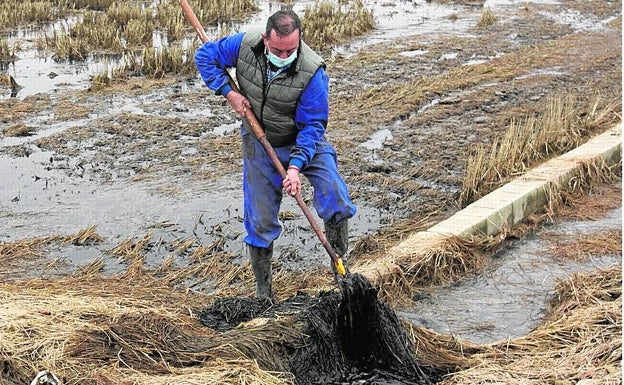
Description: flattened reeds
xmin=0 ymin=225 xmax=104 ymax=263
xmin=362 ymin=232 xmax=503 ymax=306
xmin=543 ymin=228 xmax=622 ymax=261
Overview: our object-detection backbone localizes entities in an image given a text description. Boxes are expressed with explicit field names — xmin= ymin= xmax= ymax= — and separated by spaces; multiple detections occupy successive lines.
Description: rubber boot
xmin=324 ymin=220 xmax=349 ymax=282
xmin=249 ymin=244 xmax=273 ymax=300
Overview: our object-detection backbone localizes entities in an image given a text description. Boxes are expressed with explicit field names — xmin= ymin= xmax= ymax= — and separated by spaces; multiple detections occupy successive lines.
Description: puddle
xmin=211 ymin=121 xmax=240 ymax=136
xmin=484 ymin=0 xmax=561 ymax=7
xmin=360 ymin=128 xmax=393 ymax=150
xmin=399 ymin=207 xmax=622 ymax=344
xmin=541 ymin=9 xmax=617 ymax=32
xmin=514 ymin=67 xmax=565 ymax=80
xmin=399 ymin=49 xmax=428 ymax=58
xmin=438 ymin=52 xmax=459 ymax=61
xmin=483 ymin=0 xmax=614 ymax=33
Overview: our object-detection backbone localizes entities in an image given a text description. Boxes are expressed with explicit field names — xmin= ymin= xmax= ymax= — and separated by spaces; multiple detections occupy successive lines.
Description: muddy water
xmin=1 ymin=0 xmax=482 ymax=270
xmin=0 ymin=144 xmax=383 ymax=276
xmin=400 ymin=207 xmax=622 ymax=344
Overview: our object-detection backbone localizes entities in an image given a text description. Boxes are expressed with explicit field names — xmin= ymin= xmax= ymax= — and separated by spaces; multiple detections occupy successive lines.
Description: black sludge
xmin=197 ymin=274 xmax=441 ymax=384
xmin=198 ymin=297 xmax=273 ymax=332
xmin=290 ymin=274 xmax=440 ymax=385
xmin=338 ymin=274 xmax=427 ymax=378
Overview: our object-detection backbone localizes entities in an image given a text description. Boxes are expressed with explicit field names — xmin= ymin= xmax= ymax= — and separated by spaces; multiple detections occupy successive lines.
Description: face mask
xmin=267 ymin=49 xmax=297 ymax=68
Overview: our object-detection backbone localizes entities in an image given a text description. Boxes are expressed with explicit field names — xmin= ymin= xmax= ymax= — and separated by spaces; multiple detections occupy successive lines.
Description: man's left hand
xmin=282 ymin=166 xmax=301 ymax=196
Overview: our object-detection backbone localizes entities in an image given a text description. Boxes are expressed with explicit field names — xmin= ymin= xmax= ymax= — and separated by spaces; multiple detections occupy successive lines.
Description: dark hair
xmin=265 ymin=10 xmax=302 ymax=38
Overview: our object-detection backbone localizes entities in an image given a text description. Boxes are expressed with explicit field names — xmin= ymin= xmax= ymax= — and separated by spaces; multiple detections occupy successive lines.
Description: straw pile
xmin=0 ymin=272 xmax=303 ymax=384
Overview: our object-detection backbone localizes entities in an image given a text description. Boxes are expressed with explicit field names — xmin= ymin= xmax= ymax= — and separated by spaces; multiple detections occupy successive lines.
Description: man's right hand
xmin=225 ymin=91 xmax=252 ymax=118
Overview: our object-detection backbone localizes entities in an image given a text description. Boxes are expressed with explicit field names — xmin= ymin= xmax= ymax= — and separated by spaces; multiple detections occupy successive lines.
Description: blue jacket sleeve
xmin=194 ymin=32 xmax=244 ymax=96
xmin=290 ymin=68 xmax=330 ymax=170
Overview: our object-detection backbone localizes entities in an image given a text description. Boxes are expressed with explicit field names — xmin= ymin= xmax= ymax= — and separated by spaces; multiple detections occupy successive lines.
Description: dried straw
xmin=542 ymin=228 xmax=622 ymax=261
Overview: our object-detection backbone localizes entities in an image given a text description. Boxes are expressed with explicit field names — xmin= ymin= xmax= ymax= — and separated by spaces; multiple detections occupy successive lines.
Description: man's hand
xmin=225 ymin=90 xmax=252 ymax=118
xmin=282 ymin=166 xmax=301 ymax=196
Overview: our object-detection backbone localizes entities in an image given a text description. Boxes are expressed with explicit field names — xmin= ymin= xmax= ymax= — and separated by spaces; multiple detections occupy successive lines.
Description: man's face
xmin=262 ymin=29 xmax=300 ymax=59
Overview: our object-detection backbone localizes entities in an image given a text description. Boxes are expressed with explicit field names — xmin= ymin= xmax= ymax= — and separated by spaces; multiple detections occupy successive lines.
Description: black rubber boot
xmin=249 ymin=244 xmax=273 ymax=299
xmin=324 ymin=220 xmax=349 ymax=281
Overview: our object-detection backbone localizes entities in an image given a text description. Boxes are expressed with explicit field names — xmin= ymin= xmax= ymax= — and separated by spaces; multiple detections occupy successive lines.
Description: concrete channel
xmin=358 ymin=123 xmax=622 ymax=283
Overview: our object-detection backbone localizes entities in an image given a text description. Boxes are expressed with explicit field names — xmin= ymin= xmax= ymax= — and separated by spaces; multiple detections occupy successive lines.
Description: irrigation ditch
xmin=0 ymin=0 xmax=622 ymax=384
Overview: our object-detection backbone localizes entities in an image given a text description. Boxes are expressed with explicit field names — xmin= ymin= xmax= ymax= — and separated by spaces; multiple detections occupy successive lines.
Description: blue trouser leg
xmin=303 ymin=139 xmax=357 ymax=226
xmin=242 ymin=129 xmax=357 ymax=248
xmin=242 ymin=130 xmax=284 ymax=248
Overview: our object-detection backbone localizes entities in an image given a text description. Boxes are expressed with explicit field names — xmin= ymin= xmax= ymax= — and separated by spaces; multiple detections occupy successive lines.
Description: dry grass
xmin=0 ymin=226 xmax=105 ymax=276
xmin=458 ymin=94 xmax=620 ymax=207
xmin=63 ymin=0 xmax=115 ymax=11
xmin=476 ymin=7 xmax=497 ymax=29
xmin=106 ymin=2 xmax=152 ymax=27
xmin=0 ymin=0 xmax=59 ymax=29
xmin=557 ymin=180 xmax=622 ymax=221
xmin=367 ymin=232 xmax=505 ymax=307
xmin=0 ymin=226 xmax=104 ymax=260
xmin=188 ymin=0 xmax=259 ymax=25
xmin=0 ymin=228 xmax=325 ymax=384
xmin=2 ymin=236 xmax=616 ymax=384
xmin=0 ymin=273 xmax=299 ymax=384
xmin=303 ymin=0 xmax=375 ymax=51
xmin=3 ymin=123 xmax=35 ymax=137
xmin=542 ymin=228 xmax=622 ymax=261
xmin=0 ymin=38 xmax=16 ymax=61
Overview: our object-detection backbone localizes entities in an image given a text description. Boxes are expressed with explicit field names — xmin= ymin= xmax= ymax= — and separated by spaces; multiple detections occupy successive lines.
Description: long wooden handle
xmin=179 ymin=0 xmax=209 ymax=43
xmin=178 ymin=0 xmax=346 ymax=273
xmin=178 ymin=0 xmax=268 ymax=143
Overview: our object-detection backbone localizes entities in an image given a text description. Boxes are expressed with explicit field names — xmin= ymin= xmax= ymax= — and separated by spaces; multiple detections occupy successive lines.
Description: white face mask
xmin=266 ymin=49 xmax=297 ymax=68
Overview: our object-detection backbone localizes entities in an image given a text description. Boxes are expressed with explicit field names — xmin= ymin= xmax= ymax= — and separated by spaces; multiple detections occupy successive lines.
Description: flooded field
xmin=0 ymin=0 xmax=621 ymax=384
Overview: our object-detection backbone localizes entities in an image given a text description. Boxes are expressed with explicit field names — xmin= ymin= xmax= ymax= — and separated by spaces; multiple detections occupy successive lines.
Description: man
xmin=194 ymin=9 xmax=356 ymax=299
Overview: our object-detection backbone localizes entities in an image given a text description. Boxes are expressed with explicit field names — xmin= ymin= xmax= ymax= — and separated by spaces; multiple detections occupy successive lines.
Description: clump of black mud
xmin=198 ymin=274 xmax=443 ymax=385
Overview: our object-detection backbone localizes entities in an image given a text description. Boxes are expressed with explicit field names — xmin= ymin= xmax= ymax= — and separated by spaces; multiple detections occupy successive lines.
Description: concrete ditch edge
xmin=356 ymin=123 xmax=622 ymax=282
